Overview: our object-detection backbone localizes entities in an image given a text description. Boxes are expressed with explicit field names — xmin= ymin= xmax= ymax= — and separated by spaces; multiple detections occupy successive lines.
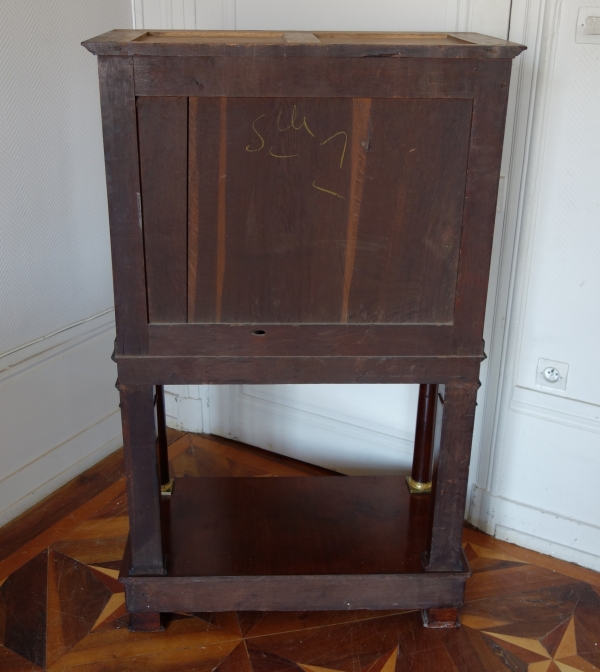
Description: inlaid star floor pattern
xmin=1 ymin=431 xmax=599 ymax=671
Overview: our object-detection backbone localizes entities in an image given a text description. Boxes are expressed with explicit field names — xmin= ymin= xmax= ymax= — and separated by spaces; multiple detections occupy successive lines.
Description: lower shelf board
xmin=120 ymin=476 xmax=471 ymax=612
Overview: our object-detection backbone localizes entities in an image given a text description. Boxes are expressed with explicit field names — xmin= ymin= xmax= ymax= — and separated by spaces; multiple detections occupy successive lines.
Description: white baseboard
xmin=469 ymin=485 xmax=600 ymax=572
xmin=222 ymin=386 xmax=415 ymax=475
xmin=0 ymin=311 xmax=122 ymax=527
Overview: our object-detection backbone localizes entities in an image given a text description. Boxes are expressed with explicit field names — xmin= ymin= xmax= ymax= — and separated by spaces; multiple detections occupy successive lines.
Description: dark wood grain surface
xmin=115 ymin=354 xmax=483 ymax=385
xmin=453 ymin=58 xmax=513 ymax=353
xmin=97 ymin=56 xmax=148 ymax=355
xmin=167 ymin=476 xmax=428 ymax=576
xmin=148 ymin=324 xmax=457 ymax=357
xmin=134 ymin=56 xmax=479 ymax=98
xmin=427 ymin=382 xmax=480 ymax=571
xmin=118 ymin=385 xmax=164 ymax=575
xmin=138 ymin=96 xmax=188 ymax=323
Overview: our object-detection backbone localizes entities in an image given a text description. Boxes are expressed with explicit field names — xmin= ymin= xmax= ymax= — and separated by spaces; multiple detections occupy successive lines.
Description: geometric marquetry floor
xmin=1 ymin=431 xmax=599 ymax=671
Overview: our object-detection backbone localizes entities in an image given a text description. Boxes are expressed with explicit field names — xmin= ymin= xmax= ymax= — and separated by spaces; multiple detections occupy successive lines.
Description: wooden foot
xmin=421 ymin=608 xmax=460 ymax=629
xmin=129 ymin=612 xmax=164 ymax=632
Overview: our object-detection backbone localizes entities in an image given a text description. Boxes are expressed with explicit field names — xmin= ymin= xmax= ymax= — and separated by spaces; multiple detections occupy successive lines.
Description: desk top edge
xmin=82 ymin=29 xmax=526 ymax=58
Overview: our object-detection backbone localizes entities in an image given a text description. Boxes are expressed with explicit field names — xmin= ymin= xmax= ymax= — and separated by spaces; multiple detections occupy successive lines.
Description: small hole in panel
xmin=252 ymin=330 xmax=266 ymax=336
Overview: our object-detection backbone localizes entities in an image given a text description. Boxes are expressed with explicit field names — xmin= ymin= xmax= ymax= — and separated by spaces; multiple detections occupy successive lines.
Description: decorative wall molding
xmin=223 ymin=386 xmax=416 ymax=475
xmin=0 ymin=311 xmax=121 ymax=527
xmin=471 ymin=486 xmax=600 ymax=572
xmin=510 ymin=385 xmax=600 ymax=435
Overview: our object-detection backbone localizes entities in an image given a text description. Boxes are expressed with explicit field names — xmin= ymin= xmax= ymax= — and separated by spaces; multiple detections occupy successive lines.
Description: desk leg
xmin=407 ymin=384 xmax=437 ymax=494
xmin=425 ymin=381 xmax=478 ymax=572
xmin=119 ymin=384 xmax=165 ymax=577
xmin=155 ymin=385 xmax=172 ymax=493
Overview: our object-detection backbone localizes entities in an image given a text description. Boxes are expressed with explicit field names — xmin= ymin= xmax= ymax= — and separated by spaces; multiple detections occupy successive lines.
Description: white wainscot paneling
xmin=515 ymin=0 xmax=600 ymax=408
xmin=207 ymin=384 xmax=419 ymax=475
xmin=0 ymin=313 xmax=121 ymax=527
xmin=471 ymin=387 xmax=600 ymax=563
xmin=470 ymin=0 xmax=600 ymax=570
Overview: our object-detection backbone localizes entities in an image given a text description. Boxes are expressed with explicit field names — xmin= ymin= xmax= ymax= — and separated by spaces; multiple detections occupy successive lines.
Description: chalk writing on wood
xmin=245 ymin=105 xmax=348 ymax=199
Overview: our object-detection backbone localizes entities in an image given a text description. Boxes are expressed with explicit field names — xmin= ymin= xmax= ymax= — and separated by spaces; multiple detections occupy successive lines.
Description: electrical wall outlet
xmin=576 ymin=7 xmax=600 ymax=44
xmin=536 ymin=358 xmax=569 ymax=391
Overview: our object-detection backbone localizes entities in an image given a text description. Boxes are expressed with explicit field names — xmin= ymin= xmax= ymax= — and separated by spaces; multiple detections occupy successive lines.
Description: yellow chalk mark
xmin=246 ymin=114 xmax=266 ymax=152
xmin=277 ymin=105 xmax=315 ymax=137
xmin=312 ymin=180 xmax=345 ymax=199
xmin=269 ymin=147 xmax=299 ymax=158
xmin=321 ymin=131 xmax=348 ymax=168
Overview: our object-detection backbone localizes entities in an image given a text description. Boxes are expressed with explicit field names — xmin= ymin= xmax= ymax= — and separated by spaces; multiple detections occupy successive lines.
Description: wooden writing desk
xmin=83 ymin=30 xmax=525 ymax=630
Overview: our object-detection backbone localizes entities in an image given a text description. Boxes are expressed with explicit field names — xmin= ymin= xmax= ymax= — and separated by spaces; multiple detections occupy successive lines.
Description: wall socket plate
xmin=536 ymin=358 xmax=569 ymax=391
xmin=576 ymin=7 xmax=600 ymax=44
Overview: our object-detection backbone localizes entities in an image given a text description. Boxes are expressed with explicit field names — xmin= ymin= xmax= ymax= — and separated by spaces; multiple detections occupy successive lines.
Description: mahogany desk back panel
xmin=83 ymin=31 xmax=525 ymax=627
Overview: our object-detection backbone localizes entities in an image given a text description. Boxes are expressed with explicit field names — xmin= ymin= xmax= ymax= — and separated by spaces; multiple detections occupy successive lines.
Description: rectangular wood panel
xmin=134 ymin=57 xmax=478 ymax=98
xmin=187 ymin=97 xmax=473 ymax=325
xmin=347 ymin=98 xmax=472 ymax=323
xmin=138 ymin=96 xmax=188 ymax=323
xmin=115 ymin=354 xmax=482 ymax=385
xmin=148 ymin=324 xmax=457 ymax=357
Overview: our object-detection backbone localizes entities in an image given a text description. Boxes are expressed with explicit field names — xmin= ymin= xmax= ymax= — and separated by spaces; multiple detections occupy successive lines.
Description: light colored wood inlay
xmin=187 ymin=98 xmax=199 ymax=322
xmin=341 ymin=98 xmax=371 ymax=323
xmin=216 ymin=97 xmax=227 ymax=322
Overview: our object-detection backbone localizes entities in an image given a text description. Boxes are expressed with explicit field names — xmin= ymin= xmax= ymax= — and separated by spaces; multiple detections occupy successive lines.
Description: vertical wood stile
xmin=138 ymin=96 xmax=188 ymax=323
xmin=97 ymin=56 xmax=148 ymax=354
xmin=452 ymin=58 xmax=512 ymax=353
xmin=215 ymin=97 xmax=227 ymax=322
xmin=341 ymin=98 xmax=371 ymax=323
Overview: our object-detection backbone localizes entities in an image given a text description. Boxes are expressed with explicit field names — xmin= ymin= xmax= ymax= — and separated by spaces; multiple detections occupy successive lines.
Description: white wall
xmin=470 ymin=0 xmax=600 ymax=570
xmin=0 ymin=0 xmax=132 ymax=525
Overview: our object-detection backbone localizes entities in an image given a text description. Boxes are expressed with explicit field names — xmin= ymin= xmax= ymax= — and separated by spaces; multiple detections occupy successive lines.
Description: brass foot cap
xmin=406 ymin=476 xmax=432 ymax=494
xmin=160 ymin=478 xmax=174 ymax=496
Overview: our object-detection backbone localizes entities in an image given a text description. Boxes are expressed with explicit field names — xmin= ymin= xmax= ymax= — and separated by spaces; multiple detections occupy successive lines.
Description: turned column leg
xmin=155 ymin=385 xmax=173 ymax=494
xmin=119 ymin=384 xmax=165 ymax=576
xmin=407 ymin=384 xmax=438 ymax=494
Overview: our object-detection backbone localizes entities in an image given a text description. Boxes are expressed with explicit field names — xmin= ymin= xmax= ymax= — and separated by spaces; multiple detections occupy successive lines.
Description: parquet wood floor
xmin=1 ymin=431 xmax=599 ymax=671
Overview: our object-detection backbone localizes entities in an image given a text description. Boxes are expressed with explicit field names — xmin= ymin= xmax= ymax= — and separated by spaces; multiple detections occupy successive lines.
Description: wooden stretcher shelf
xmin=120 ymin=476 xmax=471 ymax=613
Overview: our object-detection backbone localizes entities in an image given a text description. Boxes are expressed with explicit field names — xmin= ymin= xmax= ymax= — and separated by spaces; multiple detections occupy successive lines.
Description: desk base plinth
xmin=120 ymin=476 xmax=470 ymax=617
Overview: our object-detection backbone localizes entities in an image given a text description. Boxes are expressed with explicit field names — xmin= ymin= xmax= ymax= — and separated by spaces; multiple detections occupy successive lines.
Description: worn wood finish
xmin=134 ymin=56 xmax=479 ymax=98
xmin=137 ymin=96 xmax=188 ymax=323
xmin=83 ymin=30 xmax=526 ymax=625
xmin=148 ymin=324 xmax=458 ymax=357
xmin=97 ymin=57 xmax=148 ymax=355
xmin=426 ymin=382 xmax=480 ymax=571
xmin=129 ymin=612 xmax=163 ymax=632
xmin=123 ymin=570 xmax=468 ymax=613
xmin=453 ymin=58 xmax=513 ymax=353
xmin=115 ymin=355 xmax=483 ymax=386
xmin=118 ymin=384 xmax=164 ymax=575
xmin=82 ymin=30 xmax=526 ymax=59
xmin=187 ymin=97 xmax=220 ymax=322
xmin=183 ymin=96 xmax=472 ymax=325
xmin=346 ymin=98 xmax=471 ymax=323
